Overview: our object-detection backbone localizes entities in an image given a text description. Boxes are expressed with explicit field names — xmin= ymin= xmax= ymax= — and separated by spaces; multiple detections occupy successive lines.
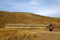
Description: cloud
xmin=33 ymin=0 xmax=60 ymax=17
xmin=35 ymin=8 xmax=60 ymax=17
xmin=29 ymin=0 xmax=40 ymax=5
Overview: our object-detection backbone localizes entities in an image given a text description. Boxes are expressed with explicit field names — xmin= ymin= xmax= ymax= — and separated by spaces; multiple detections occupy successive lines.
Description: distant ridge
xmin=0 ymin=11 xmax=60 ymax=29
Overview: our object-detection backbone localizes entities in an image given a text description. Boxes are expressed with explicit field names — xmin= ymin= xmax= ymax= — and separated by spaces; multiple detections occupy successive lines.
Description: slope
xmin=0 ymin=11 xmax=60 ymax=29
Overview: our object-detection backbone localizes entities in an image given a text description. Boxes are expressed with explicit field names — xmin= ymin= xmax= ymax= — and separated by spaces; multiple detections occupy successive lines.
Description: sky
xmin=0 ymin=0 xmax=60 ymax=18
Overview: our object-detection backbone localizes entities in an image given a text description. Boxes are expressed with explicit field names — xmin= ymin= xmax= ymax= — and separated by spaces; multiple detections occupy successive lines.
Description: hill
xmin=0 ymin=11 xmax=60 ymax=29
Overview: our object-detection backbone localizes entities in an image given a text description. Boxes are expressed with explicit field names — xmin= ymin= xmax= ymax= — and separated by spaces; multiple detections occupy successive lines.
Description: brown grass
xmin=0 ymin=11 xmax=60 ymax=40
xmin=0 ymin=29 xmax=60 ymax=40
xmin=0 ymin=11 xmax=60 ymax=29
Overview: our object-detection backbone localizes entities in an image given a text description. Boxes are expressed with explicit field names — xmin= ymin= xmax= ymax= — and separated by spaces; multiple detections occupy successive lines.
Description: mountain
xmin=0 ymin=11 xmax=60 ymax=29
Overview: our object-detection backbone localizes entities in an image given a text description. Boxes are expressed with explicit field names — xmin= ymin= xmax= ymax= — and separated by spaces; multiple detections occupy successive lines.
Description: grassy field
xmin=0 ymin=11 xmax=60 ymax=40
xmin=0 ymin=28 xmax=60 ymax=40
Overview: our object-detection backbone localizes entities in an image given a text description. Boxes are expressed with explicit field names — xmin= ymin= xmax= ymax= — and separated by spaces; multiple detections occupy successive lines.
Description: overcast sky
xmin=0 ymin=0 xmax=60 ymax=17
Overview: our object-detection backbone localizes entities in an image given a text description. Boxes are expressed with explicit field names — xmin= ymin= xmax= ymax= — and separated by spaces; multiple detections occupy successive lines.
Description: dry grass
xmin=0 ymin=11 xmax=60 ymax=29
xmin=0 ymin=29 xmax=60 ymax=40
xmin=0 ymin=11 xmax=60 ymax=40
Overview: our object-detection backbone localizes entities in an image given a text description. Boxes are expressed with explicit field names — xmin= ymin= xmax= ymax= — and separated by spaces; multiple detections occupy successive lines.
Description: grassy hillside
xmin=0 ymin=11 xmax=60 ymax=29
xmin=0 ymin=11 xmax=60 ymax=40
